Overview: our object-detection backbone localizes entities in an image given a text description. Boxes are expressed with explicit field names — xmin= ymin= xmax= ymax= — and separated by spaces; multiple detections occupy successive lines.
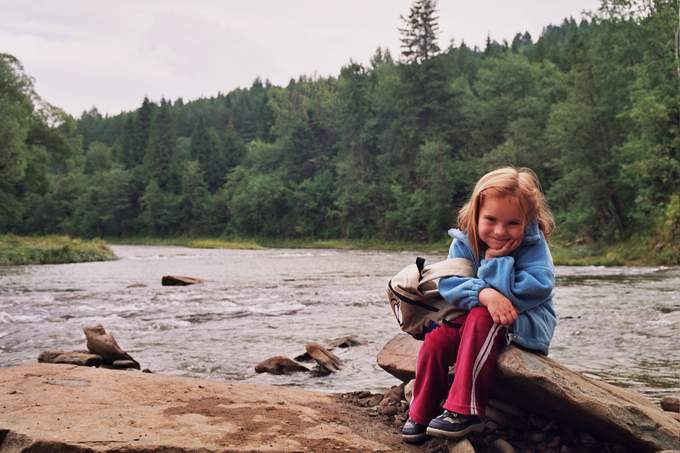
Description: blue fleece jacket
xmin=438 ymin=222 xmax=557 ymax=355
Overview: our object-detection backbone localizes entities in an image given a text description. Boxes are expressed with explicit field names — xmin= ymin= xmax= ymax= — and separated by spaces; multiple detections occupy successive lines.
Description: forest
xmin=1 ymin=0 xmax=678 ymax=262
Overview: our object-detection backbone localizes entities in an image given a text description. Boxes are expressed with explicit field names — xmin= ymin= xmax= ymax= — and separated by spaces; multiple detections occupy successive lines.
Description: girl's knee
xmin=420 ymin=326 xmax=456 ymax=359
xmin=468 ymin=306 xmax=494 ymax=325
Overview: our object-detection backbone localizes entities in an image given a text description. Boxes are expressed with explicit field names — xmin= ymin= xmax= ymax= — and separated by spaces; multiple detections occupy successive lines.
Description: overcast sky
xmin=1 ymin=1 xmax=601 ymax=117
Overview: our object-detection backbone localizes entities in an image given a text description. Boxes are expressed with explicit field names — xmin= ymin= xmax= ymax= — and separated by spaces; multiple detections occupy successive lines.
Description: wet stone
xmin=112 ymin=360 xmax=139 ymax=369
xmin=660 ymin=395 xmax=680 ymax=413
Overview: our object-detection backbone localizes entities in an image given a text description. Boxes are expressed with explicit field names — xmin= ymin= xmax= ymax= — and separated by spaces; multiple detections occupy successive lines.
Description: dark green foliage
xmin=179 ymin=161 xmax=212 ymax=234
xmin=144 ymin=99 xmax=179 ymax=192
xmin=0 ymin=0 xmax=677 ymax=261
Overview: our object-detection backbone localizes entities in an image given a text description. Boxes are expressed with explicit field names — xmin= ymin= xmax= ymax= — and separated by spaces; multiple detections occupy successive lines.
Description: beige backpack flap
xmin=419 ymin=258 xmax=474 ymax=323
xmin=387 ymin=258 xmax=475 ymax=339
xmin=419 ymin=258 xmax=474 ymax=287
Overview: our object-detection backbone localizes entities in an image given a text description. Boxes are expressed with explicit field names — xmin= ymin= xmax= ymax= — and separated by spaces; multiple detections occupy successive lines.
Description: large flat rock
xmin=0 ymin=363 xmax=418 ymax=452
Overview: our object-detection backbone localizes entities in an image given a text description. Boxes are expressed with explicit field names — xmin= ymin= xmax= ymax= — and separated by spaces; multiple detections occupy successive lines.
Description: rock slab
xmin=37 ymin=350 xmax=103 ymax=367
xmin=494 ymin=346 xmax=680 ymax=452
xmin=377 ymin=334 xmax=680 ymax=452
xmin=376 ymin=334 xmax=420 ymax=382
xmin=0 ymin=363 xmax=419 ymax=452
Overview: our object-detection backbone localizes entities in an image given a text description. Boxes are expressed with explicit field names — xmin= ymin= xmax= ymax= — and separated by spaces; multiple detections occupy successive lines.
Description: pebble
xmin=529 ymin=432 xmax=546 ymax=443
xmin=540 ymin=421 xmax=556 ymax=433
xmin=578 ymin=432 xmax=597 ymax=448
xmin=448 ymin=438 xmax=476 ymax=453
xmin=493 ymin=438 xmax=516 ymax=453
xmin=368 ymin=395 xmax=383 ymax=406
xmin=486 ymin=406 xmax=526 ymax=429
xmin=380 ymin=405 xmax=398 ymax=416
xmin=489 ymin=399 xmax=524 ymax=417
xmin=547 ymin=436 xmax=561 ymax=448
xmin=528 ymin=414 xmax=547 ymax=429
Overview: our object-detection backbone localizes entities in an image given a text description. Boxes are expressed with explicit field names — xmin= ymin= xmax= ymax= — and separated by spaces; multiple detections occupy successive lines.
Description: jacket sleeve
xmin=476 ymin=252 xmax=554 ymax=313
xmin=438 ymin=239 xmax=489 ymax=310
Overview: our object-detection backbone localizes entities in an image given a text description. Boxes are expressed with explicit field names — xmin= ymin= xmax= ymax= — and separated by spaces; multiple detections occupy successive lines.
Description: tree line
xmin=1 ymin=0 xmax=678 ymax=252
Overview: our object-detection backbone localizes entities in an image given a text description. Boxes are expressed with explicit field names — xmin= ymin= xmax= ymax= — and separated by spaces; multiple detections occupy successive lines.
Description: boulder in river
xmin=377 ymin=333 xmax=680 ymax=452
xmin=661 ymin=395 xmax=680 ymax=413
xmin=305 ymin=342 xmax=341 ymax=374
xmin=37 ymin=350 xmax=102 ymax=367
xmin=254 ymin=356 xmax=309 ymax=374
xmin=326 ymin=335 xmax=362 ymax=349
xmin=83 ymin=324 xmax=140 ymax=369
xmin=161 ymin=275 xmax=203 ymax=286
xmin=126 ymin=283 xmax=146 ymax=288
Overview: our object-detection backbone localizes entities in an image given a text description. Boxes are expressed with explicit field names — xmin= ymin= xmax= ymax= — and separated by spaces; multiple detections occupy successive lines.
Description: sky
xmin=1 ymin=0 xmax=601 ymax=117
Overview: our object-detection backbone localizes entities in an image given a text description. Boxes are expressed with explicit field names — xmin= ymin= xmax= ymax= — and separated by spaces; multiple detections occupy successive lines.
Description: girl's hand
xmin=479 ymin=288 xmax=518 ymax=325
xmin=485 ymin=237 xmax=522 ymax=260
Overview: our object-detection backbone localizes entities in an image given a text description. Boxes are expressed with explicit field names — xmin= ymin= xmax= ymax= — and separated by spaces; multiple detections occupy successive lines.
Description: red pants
xmin=409 ymin=307 xmax=505 ymax=424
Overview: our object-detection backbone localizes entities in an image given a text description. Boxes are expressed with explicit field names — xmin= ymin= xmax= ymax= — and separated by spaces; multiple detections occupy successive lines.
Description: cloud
xmin=0 ymin=0 xmax=599 ymax=116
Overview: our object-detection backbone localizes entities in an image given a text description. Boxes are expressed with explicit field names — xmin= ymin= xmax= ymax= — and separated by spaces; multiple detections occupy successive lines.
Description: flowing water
xmin=1 ymin=245 xmax=678 ymax=401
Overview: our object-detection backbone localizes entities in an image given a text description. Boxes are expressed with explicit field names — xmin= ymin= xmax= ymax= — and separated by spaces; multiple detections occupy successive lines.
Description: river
xmin=1 ymin=245 xmax=678 ymax=401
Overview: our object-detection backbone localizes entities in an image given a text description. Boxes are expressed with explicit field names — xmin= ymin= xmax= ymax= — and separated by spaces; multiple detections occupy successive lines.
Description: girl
xmin=401 ymin=167 xmax=557 ymax=442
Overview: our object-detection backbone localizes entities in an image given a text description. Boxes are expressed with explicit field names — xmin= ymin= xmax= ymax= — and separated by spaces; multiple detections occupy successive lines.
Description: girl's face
xmin=477 ymin=195 xmax=526 ymax=250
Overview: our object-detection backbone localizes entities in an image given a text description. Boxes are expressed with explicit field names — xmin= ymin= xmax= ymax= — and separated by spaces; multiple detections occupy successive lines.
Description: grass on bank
xmin=550 ymin=236 xmax=678 ymax=266
xmin=105 ymin=236 xmax=450 ymax=253
xmin=3 ymin=233 xmax=672 ymax=267
xmin=0 ymin=235 xmax=116 ymax=266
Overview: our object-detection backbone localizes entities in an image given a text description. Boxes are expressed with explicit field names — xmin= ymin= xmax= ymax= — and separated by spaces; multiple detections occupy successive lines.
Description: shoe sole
xmin=426 ymin=423 xmax=484 ymax=439
xmin=401 ymin=432 xmax=428 ymax=444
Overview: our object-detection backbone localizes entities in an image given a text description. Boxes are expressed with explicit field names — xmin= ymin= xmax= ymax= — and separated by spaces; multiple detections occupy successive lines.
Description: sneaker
xmin=426 ymin=410 xmax=484 ymax=439
xmin=400 ymin=418 xmax=428 ymax=443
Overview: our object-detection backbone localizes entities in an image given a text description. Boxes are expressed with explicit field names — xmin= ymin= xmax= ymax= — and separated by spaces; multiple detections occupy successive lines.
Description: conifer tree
xmin=399 ymin=0 xmax=441 ymax=63
xmin=144 ymin=98 xmax=178 ymax=192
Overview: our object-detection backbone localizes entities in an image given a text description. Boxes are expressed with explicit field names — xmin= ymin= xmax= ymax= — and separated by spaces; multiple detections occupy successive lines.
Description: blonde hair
xmin=457 ymin=167 xmax=555 ymax=259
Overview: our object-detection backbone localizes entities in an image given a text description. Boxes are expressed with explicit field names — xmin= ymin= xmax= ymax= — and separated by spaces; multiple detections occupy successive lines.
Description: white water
xmin=1 ymin=245 xmax=678 ymax=400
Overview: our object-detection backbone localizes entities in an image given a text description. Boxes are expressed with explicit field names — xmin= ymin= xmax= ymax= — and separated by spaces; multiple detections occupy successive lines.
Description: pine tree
xmin=144 ymin=99 xmax=178 ymax=192
xmin=133 ymin=97 xmax=154 ymax=167
xmin=399 ymin=0 xmax=441 ymax=64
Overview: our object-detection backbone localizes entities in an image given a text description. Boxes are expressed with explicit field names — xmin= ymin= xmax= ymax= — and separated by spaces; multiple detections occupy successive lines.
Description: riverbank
xmin=107 ymin=235 xmax=678 ymax=266
xmin=0 ymin=235 xmax=116 ymax=266
xmin=1 ymin=233 xmax=673 ymax=267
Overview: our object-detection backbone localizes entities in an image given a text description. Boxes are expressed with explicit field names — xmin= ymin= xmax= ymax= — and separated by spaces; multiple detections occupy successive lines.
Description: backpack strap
xmin=419 ymin=258 xmax=474 ymax=285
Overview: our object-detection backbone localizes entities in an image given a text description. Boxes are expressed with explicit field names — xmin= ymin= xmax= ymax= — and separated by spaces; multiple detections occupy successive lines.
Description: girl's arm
xmin=476 ymin=242 xmax=554 ymax=313
xmin=438 ymin=239 xmax=490 ymax=310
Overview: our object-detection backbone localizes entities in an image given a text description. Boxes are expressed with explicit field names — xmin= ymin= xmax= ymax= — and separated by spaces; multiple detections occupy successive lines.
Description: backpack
xmin=386 ymin=257 xmax=474 ymax=340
